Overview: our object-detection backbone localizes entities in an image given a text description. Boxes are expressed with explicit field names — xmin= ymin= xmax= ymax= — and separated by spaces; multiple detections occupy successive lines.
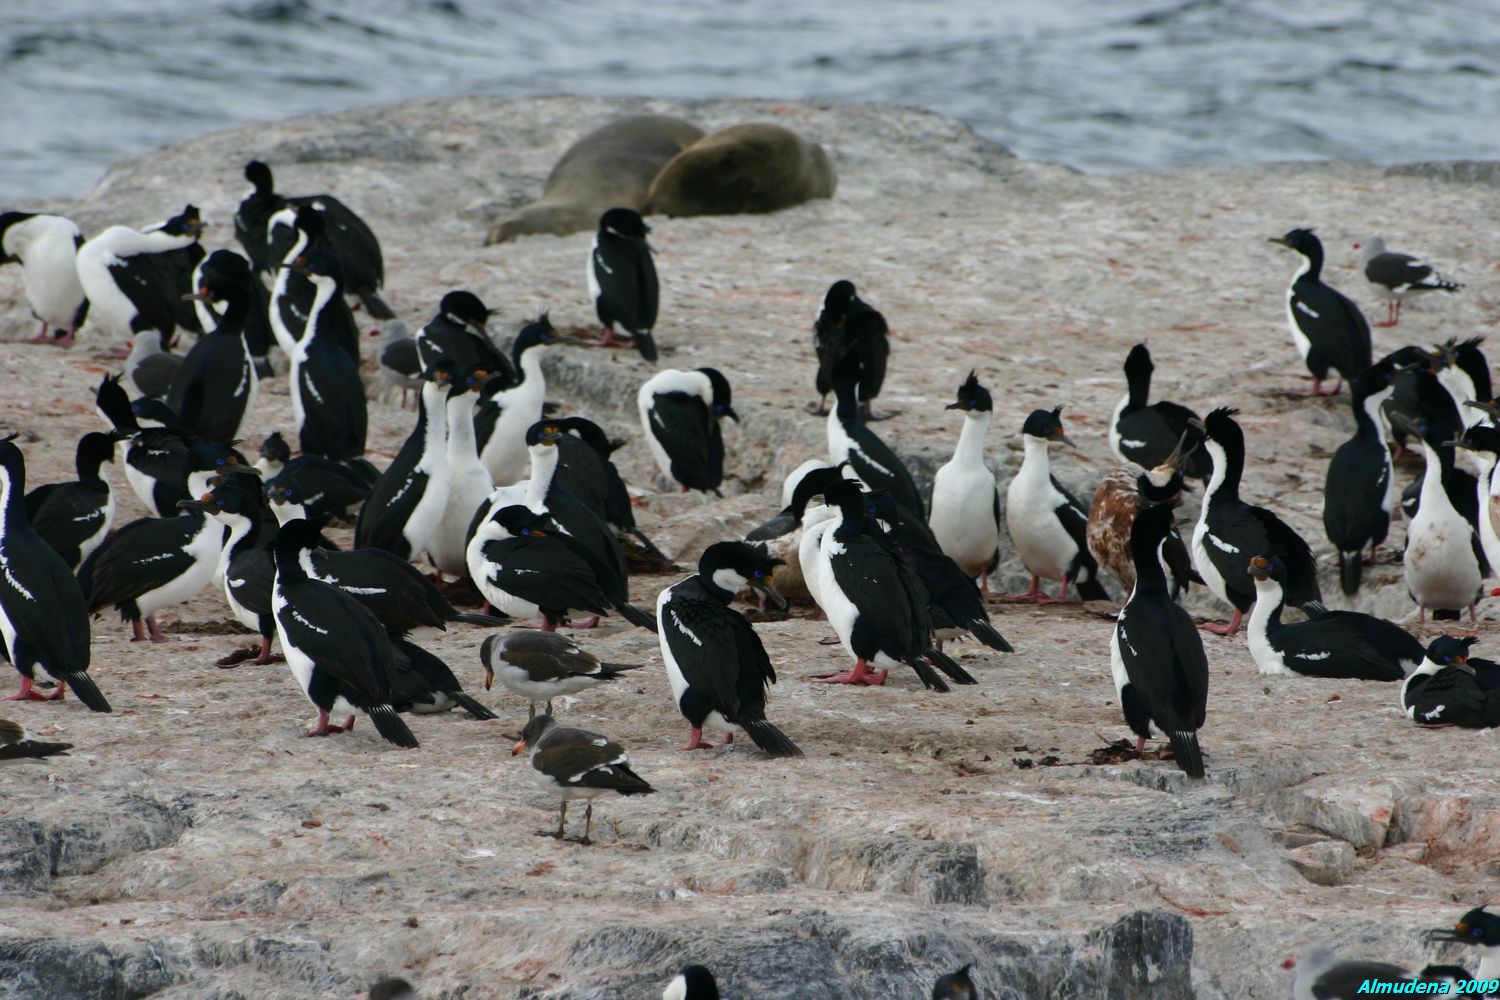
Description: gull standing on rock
xmin=585 ymin=207 xmax=659 ymax=361
xmin=0 ymin=211 xmax=88 ymax=347
xmin=480 ymin=630 xmax=644 ymax=718
xmin=376 ymin=320 xmax=422 ymax=407
xmin=929 ymin=371 xmax=1000 ymax=589
xmin=638 ymin=367 xmax=736 ymax=496
xmin=1003 ymin=407 xmax=1108 ymax=603
xmin=1354 ymin=234 xmax=1462 ymax=328
xmin=1269 ymin=228 xmax=1371 ymax=397
xmin=657 ymin=541 xmax=803 ymax=755
xmin=512 ymin=713 xmax=654 ymax=845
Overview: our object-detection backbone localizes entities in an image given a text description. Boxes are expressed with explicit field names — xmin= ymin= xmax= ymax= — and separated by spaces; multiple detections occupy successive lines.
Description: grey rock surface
xmin=1 ymin=96 xmax=1498 ymax=998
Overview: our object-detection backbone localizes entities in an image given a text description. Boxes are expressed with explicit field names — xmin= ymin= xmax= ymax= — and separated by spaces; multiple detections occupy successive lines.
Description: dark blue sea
xmin=4 ymin=0 xmax=1499 ymax=202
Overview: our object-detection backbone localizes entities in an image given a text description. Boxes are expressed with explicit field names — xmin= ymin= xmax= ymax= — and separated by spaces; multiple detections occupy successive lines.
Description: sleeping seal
xmin=485 ymin=115 xmax=703 ymax=244
xmin=644 ymin=123 xmax=837 ymax=218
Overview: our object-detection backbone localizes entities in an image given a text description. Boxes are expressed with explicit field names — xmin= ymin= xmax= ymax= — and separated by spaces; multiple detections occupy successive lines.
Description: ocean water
xmin=4 ymin=0 xmax=1500 ymax=203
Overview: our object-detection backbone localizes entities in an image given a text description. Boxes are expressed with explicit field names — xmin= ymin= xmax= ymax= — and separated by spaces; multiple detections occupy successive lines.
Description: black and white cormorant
xmin=480 ymin=630 xmax=644 ymax=717
xmin=1430 ymin=906 xmax=1500 ymax=984
xmin=1324 ymin=359 xmax=1398 ymax=595
xmin=0 ymin=211 xmax=88 ymax=347
xmin=511 ymin=713 xmax=654 ymax=844
xmin=826 ymin=369 xmax=924 ymax=519
xmin=75 ymin=204 xmax=204 ymax=352
xmin=414 ymin=290 xmax=510 ymax=374
xmin=1354 ymin=235 xmax=1462 ymax=328
xmin=270 ymin=518 xmax=419 ymax=745
xmin=929 ymin=371 xmax=1000 ymax=588
xmin=663 ymin=965 xmax=721 ymax=1000
xmin=1401 ymin=636 xmax=1500 ymax=728
xmin=1109 ymin=343 xmax=1211 ymax=479
xmin=267 ymin=484 xmax=508 ymax=636
xmin=638 ymin=367 xmax=736 ymax=496
xmin=235 ymin=160 xmax=392 ymax=318
xmin=25 ymin=430 xmax=124 ymax=570
xmin=466 ymin=420 xmax=633 ymax=603
xmin=429 ymin=363 xmax=499 ymax=579
xmin=1402 ymin=416 xmax=1486 ymax=622
xmin=1003 ymin=407 xmax=1108 ymax=602
xmin=256 ymin=433 xmax=372 ymax=521
xmin=286 ymin=250 xmax=367 ymax=461
xmin=1454 ymin=419 xmax=1500 ymax=577
xmin=1269 ymin=228 xmax=1372 ymax=397
xmin=585 ymin=207 xmax=659 ymax=362
xmin=812 ymin=480 xmax=976 ymax=691
xmin=170 ymin=250 xmax=259 ymax=445
xmin=553 ymin=415 xmax=667 ymax=560
xmin=864 ymin=490 xmax=1013 ymax=653
xmin=1110 ymin=498 xmax=1207 ymax=777
xmin=1191 ymin=408 xmax=1320 ymax=635
xmin=78 ymin=443 xmax=259 ymax=642
xmin=811 ymin=279 xmax=889 ymax=420
xmin=192 ymin=247 xmax=275 ymax=378
xmin=0 ymin=439 xmax=111 ymax=711
xmin=185 ymin=478 xmax=280 ymax=666
xmin=267 ymin=206 xmax=362 ymax=363
xmin=1246 ymin=555 xmax=1419 ymax=681
xmin=656 ymin=541 xmax=802 ymax=755
xmin=476 ymin=315 xmax=560 ymax=487
xmin=94 ymin=373 xmax=195 ymax=517
xmin=471 ymin=505 xmax=655 ymax=632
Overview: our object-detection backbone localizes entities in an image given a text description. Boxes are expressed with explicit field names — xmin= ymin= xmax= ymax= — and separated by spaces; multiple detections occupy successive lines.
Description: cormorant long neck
xmin=213 ymin=284 xmax=253 ymax=335
xmin=832 ymin=379 xmax=861 ymax=426
xmin=951 ymin=411 xmax=990 ymax=467
xmin=526 ymin=445 xmax=559 ymax=512
xmin=1203 ymin=434 xmax=1243 ymax=503
xmin=273 ymin=532 xmax=312 ymax=586
xmin=0 ymin=457 xmax=25 ymax=534
xmin=416 ymin=382 xmax=448 ymax=468
xmin=1297 ymin=240 xmax=1324 ymax=282
xmin=1125 ymin=359 xmax=1151 ymax=412
xmin=1128 ymin=522 xmax=1171 ymax=597
xmin=1353 ymin=386 xmax=1390 ymax=444
xmin=1247 ymin=577 xmax=1286 ymax=636
xmin=445 ymin=391 xmax=480 ymax=465
xmin=77 ymin=443 xmax=110 ymax=489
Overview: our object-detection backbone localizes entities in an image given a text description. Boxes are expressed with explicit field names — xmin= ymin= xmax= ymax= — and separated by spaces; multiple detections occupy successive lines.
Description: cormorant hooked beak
xmin=1267 ymin=236 xmax=1290 ymax=247
xmin=747 ymin=576 xmax=788 ymax=613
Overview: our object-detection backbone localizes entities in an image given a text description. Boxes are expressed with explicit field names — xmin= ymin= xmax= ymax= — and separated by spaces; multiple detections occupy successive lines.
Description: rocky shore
xmin=0 ymin=96 xmax=1497 ymax=999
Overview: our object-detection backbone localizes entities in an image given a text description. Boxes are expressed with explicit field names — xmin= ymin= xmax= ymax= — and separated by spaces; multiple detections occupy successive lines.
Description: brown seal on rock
xmin=485 ymin=115 xmax=703 ymax=244
xmin=644 ymin=122 xmax=837 ymax=218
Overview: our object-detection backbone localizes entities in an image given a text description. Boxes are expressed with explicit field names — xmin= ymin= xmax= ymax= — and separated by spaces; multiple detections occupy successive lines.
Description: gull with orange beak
xmin=511 ymin=713 xmax=654 ymax=845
